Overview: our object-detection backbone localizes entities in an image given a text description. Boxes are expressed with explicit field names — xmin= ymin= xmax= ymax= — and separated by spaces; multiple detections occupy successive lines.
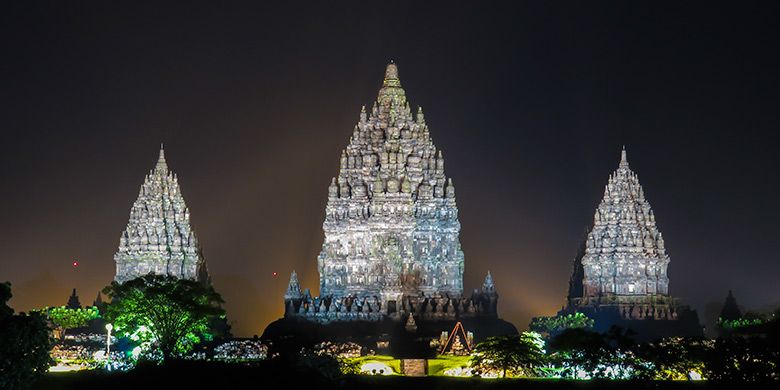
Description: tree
xmin=45 ymin=306 xmax=100 ymax=340
xmin=547 ymin=327 xmax=647 ymax=379
xmin=102 ymin=274 xmax=226 ymax=362
xmin=471 ymin=332 xmax=546 ymax=378
xmin=547 ymin=328 xmax=609 ymax=378
xmin=0 ymin=282 xmax=53 ymax=390
xmin=637 ymin=337 xmax=710 ymax=380
xmin=297 ymin=348 xmax=360 ymax=381
xmin=530 ymin=312 xmax=594 ymax=337
xmin=703 ymin=336 xmax=778 ymax=381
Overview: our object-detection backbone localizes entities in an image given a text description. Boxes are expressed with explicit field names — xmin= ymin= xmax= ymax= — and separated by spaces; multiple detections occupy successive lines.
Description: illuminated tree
xmin=529 ymin=312 xmax=594 ymax=337
xmin=548 ymin=327 xmax=646 ymax=379
xmin=547 ymin=328 xmax=609 ymax=378
xmin=0 ymin=282 xmax=53 ymax=390
xmin=102 ymin=274 xmax=226 ymax=362
xmin=471 ymin=332 xmax=546 ymax=378
xmin=46 ymin=305 xmax=100 ymax=340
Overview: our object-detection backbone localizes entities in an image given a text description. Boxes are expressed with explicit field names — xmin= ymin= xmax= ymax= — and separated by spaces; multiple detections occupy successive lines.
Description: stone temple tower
xmin=580 ymin=148 xmax=670 ymax=299
xmin=318 ymin=62 xmax=464 ymax=300
xmin=266 ymin=63 xmax=517 ymax=344
xmin=113 ymin=146 xmax=209 ymax=284
xmin=562 ymin=148 xmax=701 ymax=339
xmin=282 ymin=63 xmax=507 ymax=324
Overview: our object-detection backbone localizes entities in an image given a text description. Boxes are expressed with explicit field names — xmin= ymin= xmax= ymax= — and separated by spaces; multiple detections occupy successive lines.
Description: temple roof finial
xmin=155 ymin=144 xmax=168 ymax=172
xmin=619 ymin=146 xmax=629 ymax=168
xmin=384 ymin=62 xmax=400 ymax=84
xmin=482 ymin=270 xmax=495 ymax=293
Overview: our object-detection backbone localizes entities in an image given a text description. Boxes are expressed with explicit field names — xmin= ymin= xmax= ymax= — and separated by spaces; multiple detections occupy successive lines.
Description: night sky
xmin=2 ymin=2 xmax=780 ymax=337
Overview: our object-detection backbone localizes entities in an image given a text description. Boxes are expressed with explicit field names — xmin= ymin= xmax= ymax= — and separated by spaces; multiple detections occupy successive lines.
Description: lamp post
xmin=105 ymin=323 xmax=113 ymax=370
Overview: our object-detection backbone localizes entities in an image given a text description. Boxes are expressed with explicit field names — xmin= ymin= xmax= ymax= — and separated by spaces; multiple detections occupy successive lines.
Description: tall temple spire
xmin=113 ymin=147 xmax=209 ymax=284
xmin=316 ymin=62 xmax=465 ymax=302
xmin=579 ymin=148 xmax=669 ymax=297
xmin=66 ymin=288 xmax=81 ymax=309
xmin=719 ymin=290 xmax=742 ymax=321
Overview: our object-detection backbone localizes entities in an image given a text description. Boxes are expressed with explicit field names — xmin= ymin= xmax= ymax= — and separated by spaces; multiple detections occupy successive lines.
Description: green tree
xmin=0 ymin=282 xmax=53 ymax=390
xmin=547 ymin=328 xmax=608 ymax=378
xmin=102 ymin=274 xmax=226 ymax=362
xmin=547 ymin=327 xmax=647 ymax=379
xmin=45 ymin=306 xmax=99 ymax=340
xmin=530 ymin=312 xmax=595 ymax=337
xmin=471 ymin=332 xmax=546 ymax=378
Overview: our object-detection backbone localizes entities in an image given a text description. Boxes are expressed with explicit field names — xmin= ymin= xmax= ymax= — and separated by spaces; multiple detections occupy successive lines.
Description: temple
xmin=561 ymin=148 xmax=701 ymax=339
xmin=265 ymin=63 xmax=515 ymax=348
xmin=66 ymin=288 xmax=81 ymax=309
xmin=113 ymin=146 xmax=210 ymax=284
xmin=719 ymin=290 xmax=742 ymax=322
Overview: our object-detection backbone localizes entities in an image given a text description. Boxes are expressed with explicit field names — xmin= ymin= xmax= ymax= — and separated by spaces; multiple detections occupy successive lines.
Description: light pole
xmin=105 ymin=323 xmax=113 ymax=370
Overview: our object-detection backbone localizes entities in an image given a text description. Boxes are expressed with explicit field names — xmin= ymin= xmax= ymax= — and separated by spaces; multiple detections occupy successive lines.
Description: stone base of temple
xmin=261 ymin=315 xmax=517 ymax=358
xmin=561 ymin=297 xmax=703 ymax=341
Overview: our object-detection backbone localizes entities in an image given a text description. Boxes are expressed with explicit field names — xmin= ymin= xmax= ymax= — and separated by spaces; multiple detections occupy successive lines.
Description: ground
xmin=31 ymin=360 xmax=753 ymax=389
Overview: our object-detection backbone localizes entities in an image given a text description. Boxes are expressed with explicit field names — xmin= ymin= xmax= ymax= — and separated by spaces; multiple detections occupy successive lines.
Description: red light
xmin=272 ymin=272 xmax=278 ymax=277
xmin=72 ymin=261 xmax=79 ymax=267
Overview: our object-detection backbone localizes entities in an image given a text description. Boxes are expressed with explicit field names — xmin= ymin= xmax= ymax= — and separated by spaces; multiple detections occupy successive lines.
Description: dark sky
xmin=2 ymin=2 xmax=779 ymax=336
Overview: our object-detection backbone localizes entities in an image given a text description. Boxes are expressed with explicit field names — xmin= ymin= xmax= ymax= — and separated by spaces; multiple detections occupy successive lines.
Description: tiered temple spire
xmin=315 ymin=62 xmax=464 ymax=303
xmin=719 ymin=290 xmax=742 ymax=321
xmin=66 ymin=288 xmax=81 ymax=309
xmin=113 ymin=146 xmax=209 ymax=284
xmin=285 ymin=270 xmax=302 ymax=300
xmin=286 ymin=63 xmax=482 ymax=322
xmin=579 ymin=148 xmax=670 ymax=297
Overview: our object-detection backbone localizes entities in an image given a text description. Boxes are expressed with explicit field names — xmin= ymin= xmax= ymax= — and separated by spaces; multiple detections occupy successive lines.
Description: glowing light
xmin=360 ymin=362 xmax=393 ymax=375
xmin=49 ymin=364 xmax=87 ymax=372
xmin=272 ymin=272 xmax=278 ymax=277
xmin=72 ymin=261 xmax=79 ymax=267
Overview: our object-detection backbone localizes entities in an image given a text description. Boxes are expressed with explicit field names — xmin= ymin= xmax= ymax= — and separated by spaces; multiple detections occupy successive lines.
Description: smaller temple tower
xmin=719 ymin=290 xmax=742 ymax=322
xmin=561 ymin=148 xmax=701 ymax=340
xmin=113 ymin=146 xmax=210 ymax=284
xmin=66 ymin=288 xmax=81 ymax=309
xmin=470 ymin=271 xmax=498 ymax=318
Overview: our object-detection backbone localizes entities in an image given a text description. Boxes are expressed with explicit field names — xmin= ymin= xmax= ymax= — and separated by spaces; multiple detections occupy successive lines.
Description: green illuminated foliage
xmin=471 ymin=332 xmax=546 ymax=378
xmin=102 ymin=274 xmax=226 ymax=362
xmin=546 ymin=327 xmax=648 ymax=379
xmin=530 ymin=312 xmax=594 ymax=337
xmin=1 ymin=282 xmax=53 ymax=390
xmin=718 ymin=317 xmax=764 ymax=330
xmin=45 ymin=306 xmax=100 ymax=340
